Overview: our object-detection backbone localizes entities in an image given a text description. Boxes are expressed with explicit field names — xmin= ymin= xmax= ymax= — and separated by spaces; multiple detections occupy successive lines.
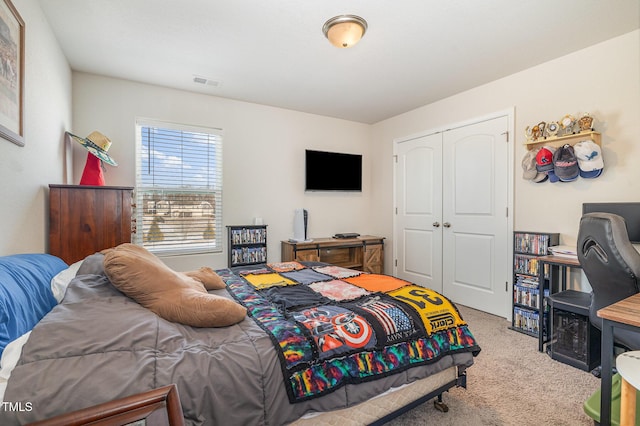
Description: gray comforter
xmin=1 ymin=254 xmax=474 ymax=425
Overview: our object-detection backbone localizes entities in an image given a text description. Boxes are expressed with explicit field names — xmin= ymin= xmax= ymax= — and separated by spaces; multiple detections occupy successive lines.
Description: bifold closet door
xmin=441 ymin=116 xmax=510 ymax=317
xmin=394 ymin=115 xmax=510 ymax=318
xmin=394 ymin=133 xmax=443 ymax=293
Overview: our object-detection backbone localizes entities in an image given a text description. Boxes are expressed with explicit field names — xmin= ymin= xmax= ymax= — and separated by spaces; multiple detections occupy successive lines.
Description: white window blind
xmin=134 ymin=119 xmax=223 ymax=255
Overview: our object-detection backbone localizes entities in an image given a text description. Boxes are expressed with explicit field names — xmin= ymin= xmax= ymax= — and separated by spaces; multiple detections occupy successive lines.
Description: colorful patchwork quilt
xmin=218 ymin=262 xmax=480 ymax=403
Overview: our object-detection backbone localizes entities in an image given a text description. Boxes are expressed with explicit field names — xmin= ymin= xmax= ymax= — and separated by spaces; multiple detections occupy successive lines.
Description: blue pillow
xmin=0 ymin=254 xmax=68 ymax=358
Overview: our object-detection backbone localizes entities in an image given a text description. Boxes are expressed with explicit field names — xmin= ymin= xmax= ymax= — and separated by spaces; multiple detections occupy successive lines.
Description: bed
xmin=0 ymin=251 xmax=480 ymax=425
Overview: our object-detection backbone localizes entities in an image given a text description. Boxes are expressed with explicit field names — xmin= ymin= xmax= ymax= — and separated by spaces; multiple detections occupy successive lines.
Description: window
xmin=134 ymin=119 xmax=223 ymax=255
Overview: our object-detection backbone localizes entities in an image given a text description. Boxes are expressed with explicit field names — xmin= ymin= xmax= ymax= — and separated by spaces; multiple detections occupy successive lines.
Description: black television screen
xmin=582 ymin=202 xmax=640 ymax=244
xmin=305 ymin=150 xmax=362 ymax=192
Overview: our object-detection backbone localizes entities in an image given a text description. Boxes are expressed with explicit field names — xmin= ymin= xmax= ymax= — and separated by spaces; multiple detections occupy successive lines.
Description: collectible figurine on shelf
xmin=578 ymin=113 xmax=594 ymax=132
xmin=546 ymin=121 xmax=559 ymax=138
xmin=537 ymin=122 xmax=546 ymax=139
xmin=560 ymin=114 xmax=576 ymax=136
xmin=525 ymin=126 xmax=534 ymax=142
xmin=531 ymin=124 xmax=541 ymax=140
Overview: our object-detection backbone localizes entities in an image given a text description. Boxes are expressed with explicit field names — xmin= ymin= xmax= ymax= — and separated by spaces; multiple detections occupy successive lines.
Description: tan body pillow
xmin=103 ymin=243 xmax=246 ymax=327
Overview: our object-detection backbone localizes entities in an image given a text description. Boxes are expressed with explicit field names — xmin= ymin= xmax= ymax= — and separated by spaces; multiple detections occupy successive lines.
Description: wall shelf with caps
xmin=523 ymin=131 xmax=601 ymax=151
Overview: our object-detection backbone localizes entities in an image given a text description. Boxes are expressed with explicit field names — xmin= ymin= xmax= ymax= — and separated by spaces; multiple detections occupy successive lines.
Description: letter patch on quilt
xmin=388 ymin=285 xmax=466 ymax=335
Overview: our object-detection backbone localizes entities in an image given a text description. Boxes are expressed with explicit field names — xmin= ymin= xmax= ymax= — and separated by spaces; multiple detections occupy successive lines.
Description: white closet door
xmin=442 ymin=116 xmax=510 ymax=317
xmin=394 ymin=133 xmax=443 ymax=292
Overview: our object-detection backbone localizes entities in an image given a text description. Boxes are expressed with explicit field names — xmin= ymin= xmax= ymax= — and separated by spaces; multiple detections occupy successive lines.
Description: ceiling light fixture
xmin=322 ymin=15 xmax=368 ymax=48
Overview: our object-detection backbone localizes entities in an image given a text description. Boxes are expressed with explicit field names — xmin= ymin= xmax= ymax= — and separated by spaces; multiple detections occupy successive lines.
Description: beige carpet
xmin=387 ymin=305 xmax=601 ymax=426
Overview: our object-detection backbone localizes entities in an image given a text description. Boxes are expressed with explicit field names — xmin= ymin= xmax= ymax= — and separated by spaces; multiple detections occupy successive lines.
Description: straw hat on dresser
xmin=67 ymin=131 xmax=118 ymax=186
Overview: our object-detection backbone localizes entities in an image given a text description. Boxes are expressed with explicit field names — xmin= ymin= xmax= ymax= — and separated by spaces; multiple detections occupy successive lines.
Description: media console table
xmin=281 ymin=235 xmax=384 ymax=274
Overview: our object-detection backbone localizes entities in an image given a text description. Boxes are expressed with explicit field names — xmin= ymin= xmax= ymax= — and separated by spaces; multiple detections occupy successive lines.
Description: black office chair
xmin=577 ymin=212 xmax=640 ymax=350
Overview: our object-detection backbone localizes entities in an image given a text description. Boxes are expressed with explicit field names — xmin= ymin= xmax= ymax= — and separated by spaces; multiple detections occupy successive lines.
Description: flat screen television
xmin=305 ymin=149 xmax=362 ymax=192
xmin=582 ymin=202 xmax=640 ymax=244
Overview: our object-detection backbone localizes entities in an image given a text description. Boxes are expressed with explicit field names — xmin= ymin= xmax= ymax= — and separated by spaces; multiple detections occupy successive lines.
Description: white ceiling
xmin=39 ymin=0 xmax=640 ymax=124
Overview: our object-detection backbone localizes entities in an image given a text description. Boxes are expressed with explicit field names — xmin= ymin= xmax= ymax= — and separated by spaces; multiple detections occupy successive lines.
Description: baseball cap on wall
xmin=522 ymin=148 xmax=547 ymax=182
xmin=553 ymin=144 xmax=579 ymax=182
xmin=574 ymin=140 xmax=604 ymax=178
xmin=535 ymin=146 xmax=556 ymax=173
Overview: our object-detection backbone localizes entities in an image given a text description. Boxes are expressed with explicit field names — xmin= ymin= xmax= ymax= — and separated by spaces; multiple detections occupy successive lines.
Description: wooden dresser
xmin=48 ymin=184 xmax=134 ymax=264
xmin=281 ymin=235 xmax=384 ymax=274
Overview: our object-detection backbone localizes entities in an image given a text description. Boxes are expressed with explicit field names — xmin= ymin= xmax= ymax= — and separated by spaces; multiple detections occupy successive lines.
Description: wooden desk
xmin=537 ymin=255 xmax=582 ymax=352
xmin=597 ymin=293 xmax=640 ymax=426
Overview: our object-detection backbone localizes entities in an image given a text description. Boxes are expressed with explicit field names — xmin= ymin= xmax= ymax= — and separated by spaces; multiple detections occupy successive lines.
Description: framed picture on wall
xmin=0 ymin=0 xmax=24 ymax=146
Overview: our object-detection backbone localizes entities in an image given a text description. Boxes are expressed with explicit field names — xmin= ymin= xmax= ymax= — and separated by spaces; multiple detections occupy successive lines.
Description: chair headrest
xmin=578 ymin=212 xmax=640 ymax=286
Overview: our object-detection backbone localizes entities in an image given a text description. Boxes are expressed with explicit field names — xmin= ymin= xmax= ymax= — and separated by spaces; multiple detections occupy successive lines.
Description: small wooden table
xmin=616 ymin=351 xmax=640 ymax=426
xmin=597 ymin=293 xmax=640 ymax=426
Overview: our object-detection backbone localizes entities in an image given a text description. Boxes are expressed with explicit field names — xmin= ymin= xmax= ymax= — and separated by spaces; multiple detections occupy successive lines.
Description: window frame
xmin=134 ymin=118 xmax=223 ymax=256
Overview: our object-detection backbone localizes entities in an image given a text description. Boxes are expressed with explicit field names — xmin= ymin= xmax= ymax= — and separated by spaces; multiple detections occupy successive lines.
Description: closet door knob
xmin=433 ymin=222 xmax=440 ymax=228
xmin=443 ymin=222 xmax=451 ymax=228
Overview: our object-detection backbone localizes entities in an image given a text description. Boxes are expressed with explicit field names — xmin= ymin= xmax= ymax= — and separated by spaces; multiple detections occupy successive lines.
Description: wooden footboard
xmin=26 ymin=384 xmax=184 ymax=426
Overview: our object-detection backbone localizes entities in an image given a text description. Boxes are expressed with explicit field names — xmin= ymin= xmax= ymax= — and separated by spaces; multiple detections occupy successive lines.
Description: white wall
xmin=2 ymin=8 xmax=637 ymax=283
xmin=370 ymin=30 xmax=640 ymax=279
xmin=71 ymin=73 xmax=372 ymax=270
xmin=0 ymin=0 xmax=71 ymax=255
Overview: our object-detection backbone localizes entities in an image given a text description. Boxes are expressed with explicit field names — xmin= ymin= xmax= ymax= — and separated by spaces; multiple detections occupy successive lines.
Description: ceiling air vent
xmin=193 ymin=75 xmax=221 ymax=87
